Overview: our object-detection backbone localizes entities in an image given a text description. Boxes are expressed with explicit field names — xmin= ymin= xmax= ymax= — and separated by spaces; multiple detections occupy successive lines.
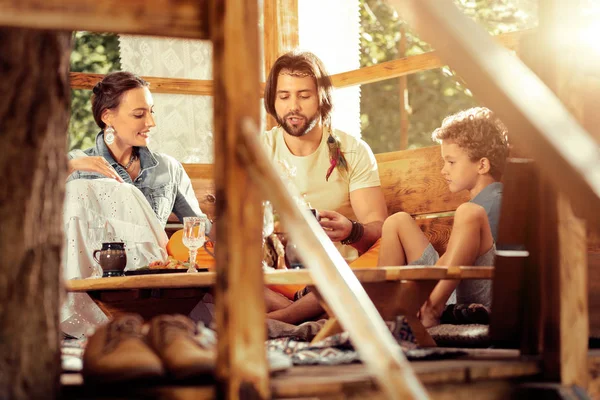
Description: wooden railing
xmin=388 ymin=0 xmax=598 ymax=389
xmin=388 ymin=0 xmax=600 ymax=228
xmin=0 ymin=0 xmax=210 ymax=39
xmin=237 ymin=118 xmax=428 ymax=398
xmin=68 ymin=30 xmax=527 ymax=95
xmin=4 ymin=0 xmax=600 ymax=398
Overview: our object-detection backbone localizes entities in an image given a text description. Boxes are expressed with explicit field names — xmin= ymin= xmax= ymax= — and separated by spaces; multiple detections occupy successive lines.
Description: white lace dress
xmin=61 ymin=178 xmax=168 ymax=337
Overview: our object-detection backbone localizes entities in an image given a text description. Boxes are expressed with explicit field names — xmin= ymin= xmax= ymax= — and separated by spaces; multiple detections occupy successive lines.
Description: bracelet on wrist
xmin=341 ymin=219 xmax=364 ymax=245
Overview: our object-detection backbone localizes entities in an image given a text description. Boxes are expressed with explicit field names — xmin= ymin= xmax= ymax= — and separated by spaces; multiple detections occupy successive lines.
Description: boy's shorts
xmin=408 ymin=243 xmax=440 ymax=266
xmin=456 ymin=244 xmax=495 ymax=307
xmin=408 ymin=242 xmax=496 ymax=307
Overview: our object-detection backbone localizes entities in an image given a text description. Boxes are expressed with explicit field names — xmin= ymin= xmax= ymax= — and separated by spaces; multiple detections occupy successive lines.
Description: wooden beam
xmin=490 ymin=160 xmax=542 ymax=351
xmin=238 ymin=120 xmax=429 ymax=399
xmin=263 ymin=0 xmax=299 ymax=129
xmin=68 ymin=30 xmax=527 ymax=96
xmin=398 ymin=24 xmax=409 ymax=150
xmin=543 ymin=191 xmax=589 ymax=387
xmin=0 ymin=27 xmax=72 ymax=400
xmin=0 ymin=0 xmax=210 ymax=39
xmin=211 ymin=0 xmax=269 ymax=398
xmin=70 ymin=72 xmax=266 ymax=97
xmin=330 ymin=30 xmax=526 ymax=89
xmin=263 ymin=0 xmax=299 ymax=76
xmin=529 ymin=0 xmax=589 ymax=387
xmin=387 ymin=0 xmax=600 ymax=229
xmin=70 ymin=73 xmax=215 ymax=96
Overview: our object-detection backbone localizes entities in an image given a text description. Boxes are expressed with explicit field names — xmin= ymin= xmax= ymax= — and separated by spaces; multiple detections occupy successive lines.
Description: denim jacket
xmin=68 ymin=132 xmax=211 ymax=232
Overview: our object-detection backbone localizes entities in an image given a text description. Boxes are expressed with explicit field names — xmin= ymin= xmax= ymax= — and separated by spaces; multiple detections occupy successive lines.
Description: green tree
xmin=68 ymin=32 xmax=120 ymax=151
xmin=359 ymin=0 xmax=537 ymax=153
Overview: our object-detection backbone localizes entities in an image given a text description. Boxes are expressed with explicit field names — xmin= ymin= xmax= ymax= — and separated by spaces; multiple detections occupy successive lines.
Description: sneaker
xmin=82 ymin=314 xmax=164 ymax=382
xmin=147 ymin=314 xmax=215 ymax=379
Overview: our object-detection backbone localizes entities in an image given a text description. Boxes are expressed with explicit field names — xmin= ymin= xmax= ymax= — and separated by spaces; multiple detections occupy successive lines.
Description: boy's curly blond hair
xmin=432 ymin=107 xmax=510 ymax=181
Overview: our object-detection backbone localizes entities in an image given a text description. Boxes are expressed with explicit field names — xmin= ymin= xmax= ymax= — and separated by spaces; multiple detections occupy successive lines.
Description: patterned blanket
xmin=62 ymin=316 xmax=472 ymax=374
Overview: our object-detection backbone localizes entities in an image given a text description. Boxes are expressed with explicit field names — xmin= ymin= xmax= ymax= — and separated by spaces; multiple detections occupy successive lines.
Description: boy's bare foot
xmin=419 ymin=301 xmax=443 ymax=329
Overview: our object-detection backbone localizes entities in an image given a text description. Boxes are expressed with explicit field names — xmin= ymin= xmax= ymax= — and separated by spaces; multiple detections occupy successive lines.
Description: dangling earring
xmin=104 ymin=126 xmax=115 ymax=145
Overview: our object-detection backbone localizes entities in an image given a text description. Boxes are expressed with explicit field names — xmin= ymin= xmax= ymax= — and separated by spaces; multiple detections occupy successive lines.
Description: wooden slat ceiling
xmin=0 ymin=0 xmax=210 ymax=39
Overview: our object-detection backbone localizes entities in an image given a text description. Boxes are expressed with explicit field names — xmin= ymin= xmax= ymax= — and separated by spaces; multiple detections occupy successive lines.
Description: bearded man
xmin=261 ymin=51 xmax=388 ymax=324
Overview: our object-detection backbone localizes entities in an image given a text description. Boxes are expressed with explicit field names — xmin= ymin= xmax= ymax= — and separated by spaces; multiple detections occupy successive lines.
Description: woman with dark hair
xmin=62 ymin=71 xmax=211 ymax=337
xmin=67 ymin=71 xmax=210 ymax=230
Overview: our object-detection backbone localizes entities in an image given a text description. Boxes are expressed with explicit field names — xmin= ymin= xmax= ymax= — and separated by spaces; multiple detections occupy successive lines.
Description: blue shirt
xmin=68 ymin=132 xmax=211 ymax=232
xmin=470 ymin=181 xmax=503 ymax=241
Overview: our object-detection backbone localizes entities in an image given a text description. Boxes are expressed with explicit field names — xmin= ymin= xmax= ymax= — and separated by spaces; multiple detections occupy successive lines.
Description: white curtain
xmin=118 ymin=0 xmax=361 ymax=162
xmin=119 ymin=37 xmax=214 ymax=163
xmin=299 ymin=0 xmax=362 ymax=138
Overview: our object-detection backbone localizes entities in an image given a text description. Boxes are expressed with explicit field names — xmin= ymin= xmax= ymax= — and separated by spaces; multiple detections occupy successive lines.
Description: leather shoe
xmin=147 ymin=314 xmax=215 ymax=379
xmin=82 ymin=314 xmax=164 ymax=382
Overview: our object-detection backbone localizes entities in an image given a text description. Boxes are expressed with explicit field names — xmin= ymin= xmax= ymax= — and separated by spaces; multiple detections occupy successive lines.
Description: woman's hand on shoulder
xmin=68 ymin=156 xmax=124 ymax=182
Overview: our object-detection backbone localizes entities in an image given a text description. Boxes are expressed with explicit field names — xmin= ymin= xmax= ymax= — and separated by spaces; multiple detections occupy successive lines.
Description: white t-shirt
xmin=261 ymin=126 xmax=381 ymax=262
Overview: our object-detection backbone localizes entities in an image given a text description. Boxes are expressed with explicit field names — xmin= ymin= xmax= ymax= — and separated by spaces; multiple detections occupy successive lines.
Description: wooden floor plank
xmin=61 ymin=350 xmax=542 ymax=399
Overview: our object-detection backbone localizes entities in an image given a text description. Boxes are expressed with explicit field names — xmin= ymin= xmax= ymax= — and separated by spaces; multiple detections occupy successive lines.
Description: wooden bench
xmin=65 ymin=144 xmax=493 ymax=353
xmin=67 ymin=145 xmax=478 ymax=330
xmin=182 ymin=145 xmax=469 ymax=253
xmin=77 ymin=146 xmax=470 ymax=321
xmin=68 ymin=144 xmax=600 ymax=338
xmin=182 ymin=144 xmax=600 ymax=342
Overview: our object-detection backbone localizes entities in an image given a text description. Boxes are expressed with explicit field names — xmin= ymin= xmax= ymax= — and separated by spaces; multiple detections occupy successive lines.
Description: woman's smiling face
xmin=103 ymin=86 xmax=156 ymax=147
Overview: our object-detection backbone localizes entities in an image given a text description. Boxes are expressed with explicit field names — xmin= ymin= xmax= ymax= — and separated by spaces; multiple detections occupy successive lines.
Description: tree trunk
xmin=0 ymin=28 xmax=72 ymax=399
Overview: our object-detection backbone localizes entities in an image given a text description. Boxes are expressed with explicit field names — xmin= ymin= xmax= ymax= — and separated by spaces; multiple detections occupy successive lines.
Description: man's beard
xmin=276 ymin=112 xmax=319 ymax=137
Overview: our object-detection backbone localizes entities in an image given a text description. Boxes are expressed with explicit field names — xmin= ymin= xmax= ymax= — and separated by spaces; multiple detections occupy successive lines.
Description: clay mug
xmin=93 ymin=242 xmax=127 ymax=277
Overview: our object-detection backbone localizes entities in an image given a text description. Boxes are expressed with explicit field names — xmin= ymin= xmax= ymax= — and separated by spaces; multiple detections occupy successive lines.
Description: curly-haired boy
xmin=377 ymin=107 xmax=510 ymax=328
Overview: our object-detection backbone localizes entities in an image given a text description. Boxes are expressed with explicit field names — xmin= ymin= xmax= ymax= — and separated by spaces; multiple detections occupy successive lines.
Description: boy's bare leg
xmin=420 ymin=203 xmax=494 ymax=328
xmin=377 ymin=212 xmax=431 ymax=266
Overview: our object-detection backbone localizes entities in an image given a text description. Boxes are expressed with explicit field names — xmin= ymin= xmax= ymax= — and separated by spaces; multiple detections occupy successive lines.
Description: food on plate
xmin=148 ymin=256 xmax=199 ymax=270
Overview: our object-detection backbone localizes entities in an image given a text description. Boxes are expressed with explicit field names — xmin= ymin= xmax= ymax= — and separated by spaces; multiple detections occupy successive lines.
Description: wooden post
xmin=536 ymin=0 xmax=589 ymax=387
xmin=515 ymin=1 xmax=589 ymax=387
xmin=0 ymin=28 xmax=72 ymax=400
xmin=398 ymin=24 xmax=409 ymax=150
xmin=211 ymin=1 xmax=270 ymax=399
xmin=238 ymin=120 xmax=430 ymax=400
xmin=388 ymin=0 xmax=593 ymax=389
xmin=263 ymin=0 xmax=298 ymax=130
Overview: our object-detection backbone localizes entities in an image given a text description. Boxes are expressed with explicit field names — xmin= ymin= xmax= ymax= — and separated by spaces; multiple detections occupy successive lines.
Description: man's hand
xmin=317 ymin=210 xmax=353 ymax=242
xmin=68 ymin=156 xmax=124 ymax=182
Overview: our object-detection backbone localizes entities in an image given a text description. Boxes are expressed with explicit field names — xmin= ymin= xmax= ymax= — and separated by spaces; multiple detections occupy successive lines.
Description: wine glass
xmin=182 ymin=216 xmax=206 ymax=273
xmin=262 ymin=201 xmax=274 ymax=269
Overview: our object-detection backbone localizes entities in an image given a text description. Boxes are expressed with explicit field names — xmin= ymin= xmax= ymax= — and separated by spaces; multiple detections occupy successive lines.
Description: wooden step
xmin=60 ymin=349 xmax=542 ymax=399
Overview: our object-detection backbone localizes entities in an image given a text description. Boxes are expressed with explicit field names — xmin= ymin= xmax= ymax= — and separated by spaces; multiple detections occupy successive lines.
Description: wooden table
xmin=65 ymin=267 xmax=494 ymax=320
